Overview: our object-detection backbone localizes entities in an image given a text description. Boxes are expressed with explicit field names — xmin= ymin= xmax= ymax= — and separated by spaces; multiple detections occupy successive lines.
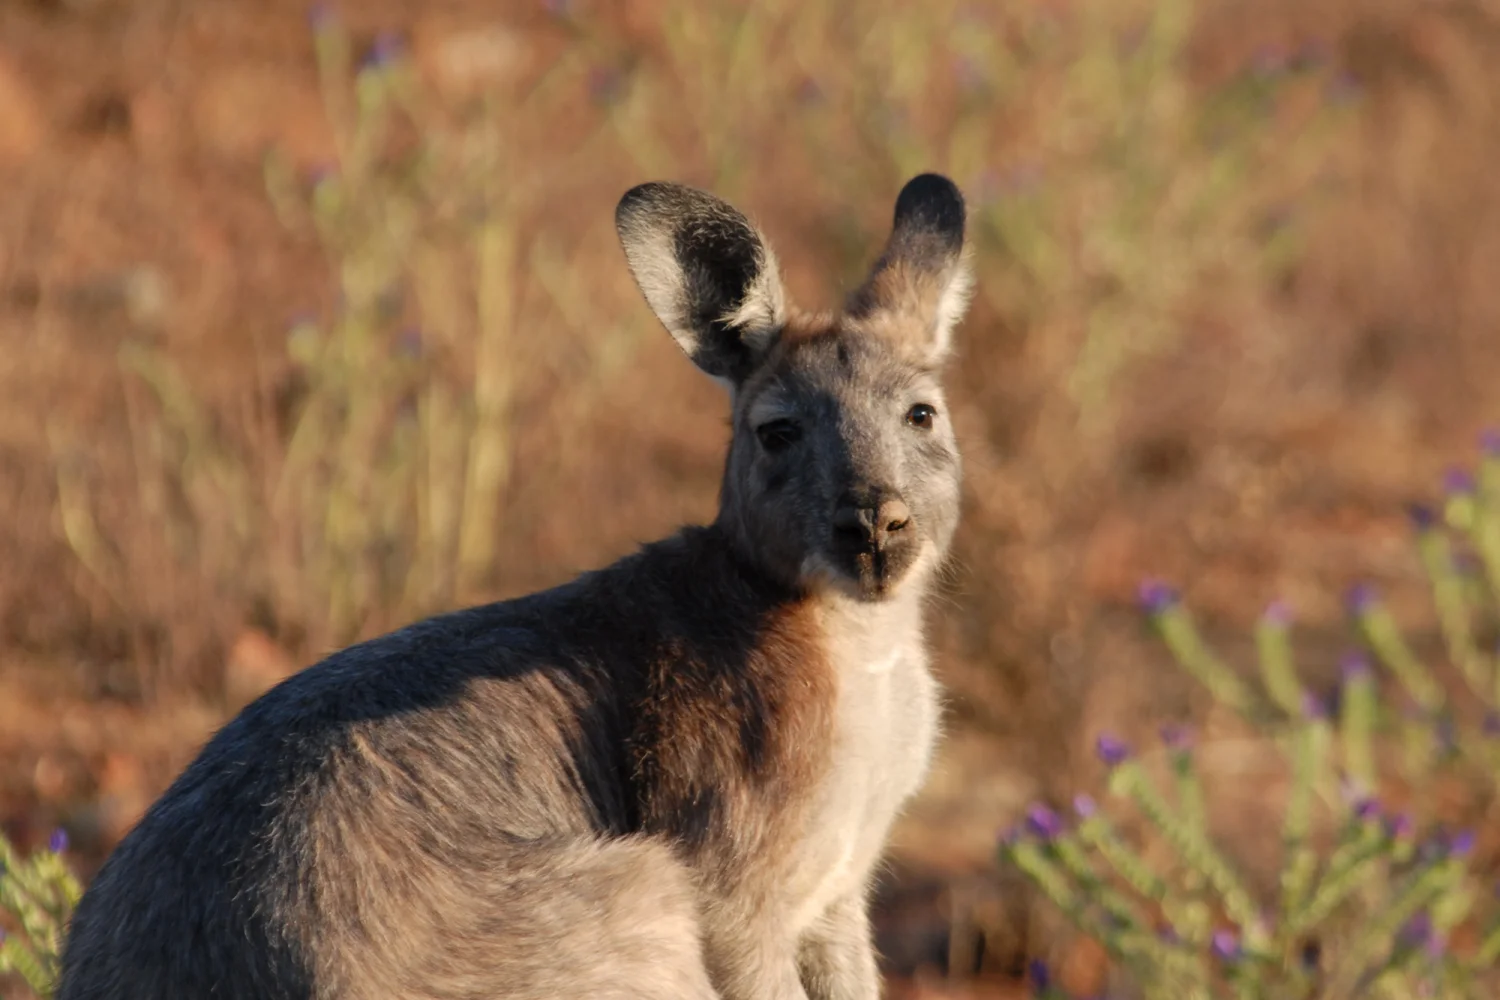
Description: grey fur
xmin=56 ymin=173 xmax=973 ymax=1000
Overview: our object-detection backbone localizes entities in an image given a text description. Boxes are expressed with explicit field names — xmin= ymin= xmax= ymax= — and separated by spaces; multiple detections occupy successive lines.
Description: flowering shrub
xmin=1002 ymin=431 xmax=1500 ymax=998
xmin=0 ymin=831 xmax=80 ymax=998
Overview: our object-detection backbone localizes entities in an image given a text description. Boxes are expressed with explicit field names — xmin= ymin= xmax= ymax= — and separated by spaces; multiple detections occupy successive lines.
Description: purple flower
xmin=1481 ymin=428 xmax=1500 ymax=457
xmin=1406 ymin=503 xmax=1436 ymax=530
xmin=1483 ymin=711 xmax=1500 ymax=737
xmin=1025 ymin=803 xmax=1065 ymax=841
xmin=1073 ymin=793 xmax=1098 ymax=819
xmin=1211 ymin=929 xmax=1241 ymax=962
xmin=48 ymin=827 xmax=68 ymax=854
xmin=1450 ymin=829 xmax=1477 ymax=858
xmin=1301 ymin=691 xmax=1330 ymax=720
xmin=1095 ymin=734 xmax=1131 ymax=767
xmin=364 ymin=32 xmax=403 ymax=69
xmin=1444 ymin=467 xmax=1476 ymax=495
xmin=1400 ymin=910 xmax=1432 ymax=943
xmin=1400 ymin=911 xmax=1445 ymax=959
xmin=1345 ymin=583 xmax=1379 ymax=615
xmin=1353 ymin=798 xmax=1382 ymax=823
xmin=1261 ymin=599 xmax=1293 ymax=627
xmin=1340 ymin=650 xmax=1372 ymax=682
xmin=1136 ymin=578 xmax=1179 ymax=615
xmin=1386 ymin=812 xmax=1415 ymax=841
xmin=1160 ymin=724 xmax=1194 ymax=752
xmin=1028 ymin=959 xmax=1051 ymax=990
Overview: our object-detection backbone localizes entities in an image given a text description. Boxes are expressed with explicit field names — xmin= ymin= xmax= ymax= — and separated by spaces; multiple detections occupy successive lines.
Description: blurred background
xmin=1 ymin=0 xmax=1498 ymax=995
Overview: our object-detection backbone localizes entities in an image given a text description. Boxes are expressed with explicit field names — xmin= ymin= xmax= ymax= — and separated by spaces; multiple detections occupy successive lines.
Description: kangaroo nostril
xmin=832 ymin=505 xmax=876 ymax=542
xmin=877 ymin=499 xmax=912 ymax=537
xmin=833 ymin=495 xmax=912 ymax=551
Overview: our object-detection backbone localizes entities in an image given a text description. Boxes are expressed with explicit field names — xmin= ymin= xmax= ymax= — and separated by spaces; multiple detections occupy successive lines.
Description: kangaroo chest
xmin=783 ymin=625 xmax=940 ymax=932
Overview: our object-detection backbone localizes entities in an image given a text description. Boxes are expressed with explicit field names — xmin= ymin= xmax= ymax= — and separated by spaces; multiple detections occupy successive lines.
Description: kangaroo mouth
xmin=826 ymin=542 xmax=919 ymax=601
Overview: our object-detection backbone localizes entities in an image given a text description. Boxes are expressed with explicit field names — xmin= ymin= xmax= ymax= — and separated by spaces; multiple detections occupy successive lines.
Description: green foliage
xmin=1002 ymin=434 xmax=1500 ymax=999
xmin=0 ymin=831 xmax=80 ymax=999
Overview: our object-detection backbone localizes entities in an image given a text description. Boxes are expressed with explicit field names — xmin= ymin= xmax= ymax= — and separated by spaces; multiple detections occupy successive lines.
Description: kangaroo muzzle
xmin=829 ymin=489 xmax=919 ymax=598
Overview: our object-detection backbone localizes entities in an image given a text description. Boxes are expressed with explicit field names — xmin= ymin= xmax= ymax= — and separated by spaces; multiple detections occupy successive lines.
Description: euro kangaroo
xmin=56 ymin=172 xmax=973 ymax=1000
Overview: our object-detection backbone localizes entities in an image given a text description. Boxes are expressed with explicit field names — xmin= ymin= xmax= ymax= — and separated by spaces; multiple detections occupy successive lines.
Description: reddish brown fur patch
xmin=636 ymin=594 xmax=837 ymax=896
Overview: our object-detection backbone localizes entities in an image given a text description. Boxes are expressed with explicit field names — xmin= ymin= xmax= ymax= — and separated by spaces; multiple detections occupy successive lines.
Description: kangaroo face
xmin=722 ymin=327 xmax=961 ymax=600
xmin=616 ymin=174 xmax=971 ymax=601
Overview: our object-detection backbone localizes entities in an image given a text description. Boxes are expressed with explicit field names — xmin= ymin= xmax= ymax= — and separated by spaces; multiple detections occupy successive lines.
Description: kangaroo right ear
xmin=846 ymin=173 xmax=971 ymax=366
xmin=615 ymin=182 xmax=787 ymax=387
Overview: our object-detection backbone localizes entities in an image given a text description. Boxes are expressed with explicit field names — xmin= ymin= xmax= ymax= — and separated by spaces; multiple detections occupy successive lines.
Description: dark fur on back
xmin=57 ymin=174 xmax=973 ymax=1000
xmin=61 ymin=528 xmax=826 ymax=998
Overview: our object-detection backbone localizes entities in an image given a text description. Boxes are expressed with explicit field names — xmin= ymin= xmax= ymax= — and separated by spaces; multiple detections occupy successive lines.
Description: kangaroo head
xmin=615 ymin=174 xmax=970 ymax=602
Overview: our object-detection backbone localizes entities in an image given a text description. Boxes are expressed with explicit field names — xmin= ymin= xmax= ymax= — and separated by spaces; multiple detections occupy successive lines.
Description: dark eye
xmin=755 ymin=419 xmax=802 ymax=452
xmin=905 ymin=403 xmax=938 ymax=430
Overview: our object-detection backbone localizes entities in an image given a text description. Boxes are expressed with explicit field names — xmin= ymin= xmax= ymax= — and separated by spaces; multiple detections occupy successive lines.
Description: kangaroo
xmin=56 ymin=172 xmax=972 ymax=1000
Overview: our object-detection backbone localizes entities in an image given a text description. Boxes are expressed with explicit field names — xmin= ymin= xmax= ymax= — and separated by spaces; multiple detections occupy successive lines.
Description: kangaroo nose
xmin=832 ymin=496 xmax=912 ymax=550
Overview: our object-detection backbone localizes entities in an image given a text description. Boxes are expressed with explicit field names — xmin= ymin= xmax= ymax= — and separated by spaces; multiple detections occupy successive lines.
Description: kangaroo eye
xmin=755 ymin=419 xmax=802 ymax=452
xmin=905 ymin=403 xmax=938 ymax=430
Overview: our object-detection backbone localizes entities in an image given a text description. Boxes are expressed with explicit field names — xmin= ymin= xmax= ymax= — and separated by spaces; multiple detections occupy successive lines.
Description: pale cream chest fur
xmin=783 ymin=593 xmax=941 ymax=934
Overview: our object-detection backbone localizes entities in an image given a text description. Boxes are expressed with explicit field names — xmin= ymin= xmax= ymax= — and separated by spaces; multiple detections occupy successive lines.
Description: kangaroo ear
xmin=615 ymin=182 xmax=787 ymax=386
xmin=846 ymin=173 xmax=972 ymax=365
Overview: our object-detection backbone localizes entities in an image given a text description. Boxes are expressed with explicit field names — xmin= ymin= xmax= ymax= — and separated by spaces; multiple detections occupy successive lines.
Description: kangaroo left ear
xmin=845 ymin=173 xmax=972 ymax=365
xmin=615 ymin=181 xmax=787 ymax=388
